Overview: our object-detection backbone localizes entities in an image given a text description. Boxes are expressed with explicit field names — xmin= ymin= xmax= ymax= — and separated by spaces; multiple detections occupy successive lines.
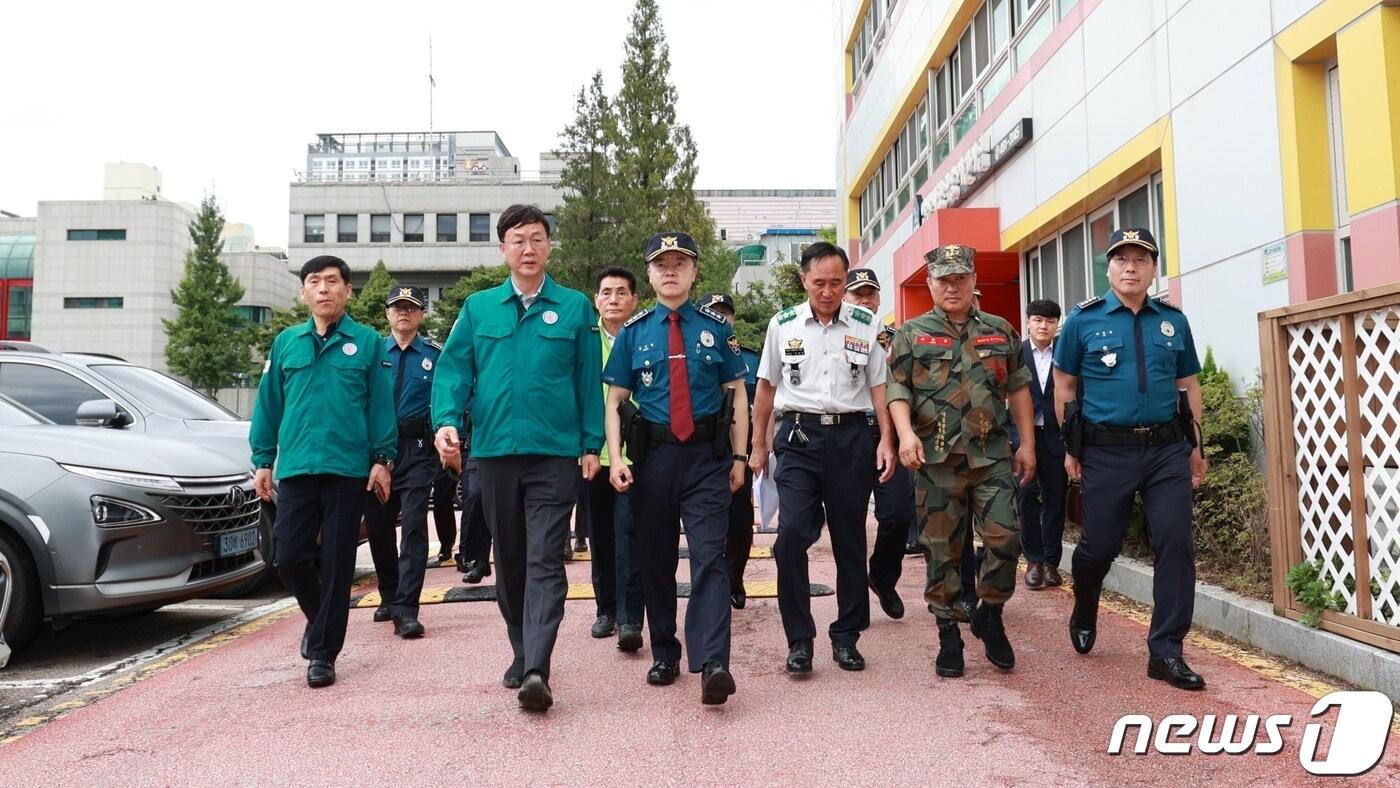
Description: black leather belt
xmin=644 ymin=414 xmax=719 ymax=445
xmin=397 ymin=418 xmax=430 ymax=440
xmin=1084 ymin=420 xmax=1184 ymax=447
xmin=784 ymin=411 xmax=865 ymax=427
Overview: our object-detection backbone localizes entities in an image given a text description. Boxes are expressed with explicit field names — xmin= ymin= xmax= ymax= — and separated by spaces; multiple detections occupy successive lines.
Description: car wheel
xmin=0 ymin=529 xmax=43 ymax=658
xmin=205 ymin=504 xmax=278 ymax=599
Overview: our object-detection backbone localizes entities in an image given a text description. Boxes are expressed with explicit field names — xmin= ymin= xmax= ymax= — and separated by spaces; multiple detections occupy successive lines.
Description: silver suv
xmin=0 ymin=395 xmax=264 ymax=659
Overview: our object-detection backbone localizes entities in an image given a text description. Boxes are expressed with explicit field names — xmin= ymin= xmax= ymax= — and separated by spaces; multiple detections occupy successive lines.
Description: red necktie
xmin=667 ymin=311 xmax=694 ymax=442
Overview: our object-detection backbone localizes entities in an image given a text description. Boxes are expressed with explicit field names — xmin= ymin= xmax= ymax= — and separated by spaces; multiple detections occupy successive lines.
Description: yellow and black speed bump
xmin=351 ymin=580 xmax=830 ymax=608
xmin=540 ymin=545 xmax=774 ymax=563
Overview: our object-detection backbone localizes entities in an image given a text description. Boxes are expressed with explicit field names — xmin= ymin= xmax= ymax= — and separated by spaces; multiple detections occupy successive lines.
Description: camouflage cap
xmin=924 ymin=244 xmax=976 ymax=278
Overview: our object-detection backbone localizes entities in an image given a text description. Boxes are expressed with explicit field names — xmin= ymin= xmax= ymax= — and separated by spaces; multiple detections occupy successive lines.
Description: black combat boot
xmin=970 ymin=602 xmax=1015 ymax=671
xmin=935 ymin=619 xmax=965 ymax=678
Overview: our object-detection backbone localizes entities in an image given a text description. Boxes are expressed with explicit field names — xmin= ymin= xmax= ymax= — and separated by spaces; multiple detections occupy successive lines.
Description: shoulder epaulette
xmin=697 ymin=304 xmax=726 ymax=323
xmin=426 ymin=338 xmax=444 ymax=351
xmin=623 ymin=308 xmax=653 ymax=329
xmin=776 ymin=307 xmax=798 ymax=325
xmin=1153 ymin=295 xmax=1181 ymax=311
xmin=1076 ymin=295 xmax=1104 ymax=310
xmin=847 ymin=304 xmax=874 ymax=325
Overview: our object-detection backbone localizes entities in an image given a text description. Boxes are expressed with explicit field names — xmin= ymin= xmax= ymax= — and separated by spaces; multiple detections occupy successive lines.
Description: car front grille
xmin=189 ymin=550 xmax=258 ymax=581
xmin=156 ymin=489 xmax=260 ymax=535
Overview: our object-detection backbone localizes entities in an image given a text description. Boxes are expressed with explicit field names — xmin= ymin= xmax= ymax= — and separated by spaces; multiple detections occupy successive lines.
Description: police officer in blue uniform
xmin=843 ymin=268 xmax=914 ymax=620
xmin=699 ymin=292 xmax=761 ymax=610
xmin=365 ymin=286 xmax=443 ymax=639
xmin=604 ymin=232 xmax=750 ymax=706
xmin=1052 ymin=228 xmax=1209 ymax=691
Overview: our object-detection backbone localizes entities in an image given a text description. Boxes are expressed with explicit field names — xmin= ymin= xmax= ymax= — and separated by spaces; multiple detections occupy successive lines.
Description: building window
xmin=403 ymin=214 xmax=425 ymax=243
xmin=371 ymin=214 xmax=391 ymax=243
xmin=337 ymin=215 xmax=357 ymax=243
xmin=436 ymin=214 xmax=457 ymax=243
xmin=63 ymin=297 xmax=124 ymax=309
xmin=66 ymin=229 xmax=126 ymax=241
xmin=720 ymin=228 xmax=727 ymax=241
xmin=235 ymin=305 xmax=272 ymax=324
xmin=468 ymin=213 xmax=491 ymax=243
xmin=303 ymin=215 xmax=325 ymax=244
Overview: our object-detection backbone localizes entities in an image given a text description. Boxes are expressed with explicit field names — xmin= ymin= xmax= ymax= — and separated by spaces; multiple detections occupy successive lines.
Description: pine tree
xmin=424 ymin=264 xmax=511 ymax=342
xmin=346 ymin=260 xmax=396 ymax=333
xmin=163 ymin=196 xmax=249 ymax=395
xmin=552 ymin=71 xmax=619 ymax=291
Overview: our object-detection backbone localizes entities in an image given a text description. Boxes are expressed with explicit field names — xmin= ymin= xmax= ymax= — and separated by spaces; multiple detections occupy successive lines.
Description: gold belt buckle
xmin=820 ymin=414 xmax=836 ymax=426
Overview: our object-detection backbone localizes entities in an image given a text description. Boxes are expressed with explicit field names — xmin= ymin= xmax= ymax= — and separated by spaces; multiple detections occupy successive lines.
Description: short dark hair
xmin=595 ymin=266 xmax=637 ymax=294
xmin=799 ymin=241 xmax=850 ymax=272
xmin=1026 ymin=299 xmax=1062 ymax=319
xmin=497 ymin=204 xmax=551 ymax=243
xmin=300 ymin=255 xmax=351 ymax=283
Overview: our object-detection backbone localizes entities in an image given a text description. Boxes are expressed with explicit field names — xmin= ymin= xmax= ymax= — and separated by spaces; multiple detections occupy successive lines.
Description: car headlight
xmin=90 ymin=496 xmax=163 ymax=527
xmin=60 ymin=464 xmax=183 ymax=492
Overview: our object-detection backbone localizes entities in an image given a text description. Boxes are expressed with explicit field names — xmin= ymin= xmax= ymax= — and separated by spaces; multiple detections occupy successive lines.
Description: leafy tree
xmin=163 ymin=196 xmax=249 ymax=395
xmin=346 ymin=260 xmax=396 ymax=333
xmin=425 ymin=264 xmax=511 ymax=342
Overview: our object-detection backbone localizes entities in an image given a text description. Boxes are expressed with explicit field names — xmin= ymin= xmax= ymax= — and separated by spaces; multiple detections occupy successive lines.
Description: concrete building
xmin=835 ymin=0 xmax=1400 ymax=382
xmin=4 ymin=165 xmax=298 ymax=372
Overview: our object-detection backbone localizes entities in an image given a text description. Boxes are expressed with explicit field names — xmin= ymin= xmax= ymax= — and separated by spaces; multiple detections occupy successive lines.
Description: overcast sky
xmin=0 ymin=0 xmax=838 ymax=249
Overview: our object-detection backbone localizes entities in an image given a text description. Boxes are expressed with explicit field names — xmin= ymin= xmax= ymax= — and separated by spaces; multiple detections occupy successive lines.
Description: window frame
xmin=436 ymin=213 xmax=457 ymax=243
xmin=336 ymin=214 xmax=357 ymax=243
xmin=303 ymin=215 xmax=325 ymax=244
xmin=403 ymin=213 xmax=425 ymax=243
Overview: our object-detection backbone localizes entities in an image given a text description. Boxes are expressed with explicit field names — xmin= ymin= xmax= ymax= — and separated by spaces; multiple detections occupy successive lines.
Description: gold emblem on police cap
xmin=398 ymin=287 xmax=414 ymax=298
xmin=856 ymin=270 xmax=871 ymax=282
xmin=1123 ymin=230 xmax=1140 ymax=241
xmin=661 ymin=236 xmax=678 ymax=249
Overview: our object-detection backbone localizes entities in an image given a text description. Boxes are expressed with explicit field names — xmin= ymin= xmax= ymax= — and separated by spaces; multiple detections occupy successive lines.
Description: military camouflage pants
xmin=915 ymin=454 xmax=1021 ymax=621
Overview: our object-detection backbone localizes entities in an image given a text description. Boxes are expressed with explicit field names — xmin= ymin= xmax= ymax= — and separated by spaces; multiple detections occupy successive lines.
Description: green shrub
xmin=1285 ymin=560 xmax=1347 ymax=627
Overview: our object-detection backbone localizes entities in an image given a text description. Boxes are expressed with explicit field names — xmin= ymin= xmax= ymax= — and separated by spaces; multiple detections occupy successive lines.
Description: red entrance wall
xmin=891 ymin=208 xmax=1021 ymax=329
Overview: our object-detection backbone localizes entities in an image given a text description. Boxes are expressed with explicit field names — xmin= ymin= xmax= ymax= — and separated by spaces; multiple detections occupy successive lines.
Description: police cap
xmin=1106 ymin=227 xmax=1159 ymax=259
xmin=386 ymin=285 xmax=428 ymax=309
xmin=700 ymin=292 xmax=736 ymax=313
xmin=845 ymin=268 xmax=880 ymax=292
xmin=645 ymin=232 xmax=700 ymax=263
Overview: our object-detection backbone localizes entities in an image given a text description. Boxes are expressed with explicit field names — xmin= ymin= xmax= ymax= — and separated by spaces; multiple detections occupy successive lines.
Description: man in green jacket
xmin=251 ymin=255 xmax=397 ymax=689
xmin=432 ymin=205 xmax=603 ymax=713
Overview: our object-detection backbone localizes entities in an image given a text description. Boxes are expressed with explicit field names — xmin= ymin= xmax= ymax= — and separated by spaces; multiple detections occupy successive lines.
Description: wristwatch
xmin=372 ymin=454 xmax=394 ymax=472
xmin=583 ymin=449 xmax=600 ymax=456
xmin=732 ymin=453 xmax=749 ymax=463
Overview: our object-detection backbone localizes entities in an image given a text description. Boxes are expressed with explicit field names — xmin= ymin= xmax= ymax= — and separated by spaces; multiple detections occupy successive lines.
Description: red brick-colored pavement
xmin=2 ymin=519 xmax=1397 ymax=786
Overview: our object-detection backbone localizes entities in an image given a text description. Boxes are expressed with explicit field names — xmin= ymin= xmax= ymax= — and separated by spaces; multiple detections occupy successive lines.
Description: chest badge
xmin=700 ymin=330 xmax=715 ymax=348
xmin=1102 ymin=352 xmax=1118 ymax=368
xmin=543 ymin=310 xmax=559 ymax=325
xmin=342 ymin=343 xmax=358 ymax=356
xmin=1160 ymin=321 xmax=1175 ymax=338
xmin=422 ymin=358 xmax=433 ymax=371
xmin=640 ymin=369 xmax=655 ymax=388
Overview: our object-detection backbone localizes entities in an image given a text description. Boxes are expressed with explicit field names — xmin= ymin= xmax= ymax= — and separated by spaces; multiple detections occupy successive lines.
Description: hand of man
xmin=875 ymin=440 xmax=896 ymax=484
xmin=368 ymin=463 xmax=392 ymax=503
xmin=581 ymin=454 xmax=601 ymax=481
xmin=254 ymin=468 xmax=274 ymax=502
xmin=748 ymin=443 xmax=768 ymax=476
xmin=898 ymin=433 xmax=925 ymax=470
xmin=729 ymin=460 xmax=745 ymax=494
xmin=1190 ymin=449 xmax=1209 ymax=490
xmin=1012 ymin=444 xmax=1037 ymax=488
xmin=1064 ymin=454 xmax=1082 ymax=483
xmin=435 ymin=426 xmax=461 ymax=472
xmin=610 ymin=463 xmax=633 ymax=493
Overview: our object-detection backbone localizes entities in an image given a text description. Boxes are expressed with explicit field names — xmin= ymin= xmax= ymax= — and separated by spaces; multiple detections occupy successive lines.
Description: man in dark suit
xmin=1012 ymin=299 xmax=1067 ymax=589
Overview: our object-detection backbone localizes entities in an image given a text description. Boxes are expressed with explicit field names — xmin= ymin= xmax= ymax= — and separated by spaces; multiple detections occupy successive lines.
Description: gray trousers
xmin=477 ymin=454 xmax=578 ymax=678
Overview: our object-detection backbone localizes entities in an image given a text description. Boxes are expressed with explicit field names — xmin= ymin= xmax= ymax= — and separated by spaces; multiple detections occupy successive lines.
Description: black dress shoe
xmin=1024 ymin=562 xmax=1045 ymax=589
xmin=832 ymin=645 xmax=866 ymax=671
xmin=646 ymin=660 xmax=680 ymax=685
xmin=573 ymin=537 xmax=589 ymax=554
xmin=462 ymin=561 xmax=486 ymax=585
xmin=869 ymin=578 xmax=905 ymax=619
xmin=1042 ymin=565 xmax=1064 ymax=587
xmin=517 ymin=671 xmax=553 ymax=711
xmin=502 ymin=658 xmax=525 ymax=689
xmin=785 ymin=639 xmax=814 ymax=674
xmin=970 ymin=603 xmax=1015 ymax=671
xmin=393 ymin=614 xmax=425 ymax=639
xmin=1148 ymin=657 xmax=1206 ymax=690
xmin=373 ymin=604 xmax=393 ymax=623
xmin=307 ymin=660 xmax=335 ymax=688
xmin=436 ymin=550 xmax=453 ymax=566
xmin=730 ymin=588 xmax=747 ymax=610
xmin=935 ymin=620 xmax=964 ymax=677
xmin=591 ymin=613 xmax=617 ymax=638
xmin=617 ymin=624 xmax=644 ymax=652
xmin=1069 ymin=583 xmax=1100 ymax=655
xmin=904 ymin=541 xmax=922 ymax=556
xmin=700 ymin=661 xmax=735 ymax=705
xmin=455 ymin=554 xmax=470 ymax=573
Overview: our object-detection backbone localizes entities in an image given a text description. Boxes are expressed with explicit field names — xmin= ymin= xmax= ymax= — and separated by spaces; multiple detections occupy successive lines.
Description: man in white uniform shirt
xmin=750 ymin=242 xmax=896 ymax=675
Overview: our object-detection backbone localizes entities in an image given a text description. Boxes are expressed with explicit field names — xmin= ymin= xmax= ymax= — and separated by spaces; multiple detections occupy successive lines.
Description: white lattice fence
xmin=1355 ymin=306 xmax=1400 ymax=626
xmin=1286 ymin=318 xmax=1357 ymax=615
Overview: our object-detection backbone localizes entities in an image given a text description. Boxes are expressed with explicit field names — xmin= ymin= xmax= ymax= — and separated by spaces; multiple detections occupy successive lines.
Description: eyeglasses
xmin=1109 ymin=254 xmax=1155 ymax=269
xmin=506 ymin=238 xmax=550 ymax=250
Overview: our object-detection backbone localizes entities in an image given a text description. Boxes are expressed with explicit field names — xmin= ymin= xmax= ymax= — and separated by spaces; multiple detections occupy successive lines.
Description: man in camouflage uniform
xmin=886 ymin=244 xmax=1036 ymax=679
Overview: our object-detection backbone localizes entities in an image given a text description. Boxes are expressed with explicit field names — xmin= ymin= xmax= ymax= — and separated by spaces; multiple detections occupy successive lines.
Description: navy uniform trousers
xmin=456 ymin=458 xmax=491 ymax=566
xmin=1017 ymin=426 xmax=1068 ymax=567
xmin=868 ymin=424 xmax=916 ymax=591
xmin=273 ymin=474 xmax=368 ymax=662
xmin=773 ymin=417 xmax=875 ymax=648
xmin=1074 ymin=439 xmax=1195 ymax=658
xmin=365 ymin=436 xmax=439 ymax=616
xmin=633 ymin=441 xmax=732 ymax=672
xmin=432 ymin=466 xmax=459 ymax=559
xmin=725 ymin=468 xmax=755 ymax=596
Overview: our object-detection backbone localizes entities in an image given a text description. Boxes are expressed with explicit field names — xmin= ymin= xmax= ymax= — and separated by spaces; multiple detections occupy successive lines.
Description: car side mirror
xmin=75 ymin=399 xmax=134 ymax=428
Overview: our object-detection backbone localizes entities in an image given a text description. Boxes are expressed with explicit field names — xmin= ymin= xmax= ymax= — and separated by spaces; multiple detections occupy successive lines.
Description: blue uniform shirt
xmin=384 ymin=334 xmax=442 ymax=421
xmin=1054 ymin=291 xmax=1201 ymax=427
xmin=738 ymin=346 xmax=760 ymax=405
xmin=602 ymin=301 xmax=748 ymax=424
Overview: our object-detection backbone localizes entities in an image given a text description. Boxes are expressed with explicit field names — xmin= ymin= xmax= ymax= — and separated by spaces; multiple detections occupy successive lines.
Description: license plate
xmin=218 ymin=527 xmax=258 ymax=558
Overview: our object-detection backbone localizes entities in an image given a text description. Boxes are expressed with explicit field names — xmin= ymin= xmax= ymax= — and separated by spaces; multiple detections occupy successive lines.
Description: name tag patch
xmin=915 ymin=335 xmax=954 ymax=347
